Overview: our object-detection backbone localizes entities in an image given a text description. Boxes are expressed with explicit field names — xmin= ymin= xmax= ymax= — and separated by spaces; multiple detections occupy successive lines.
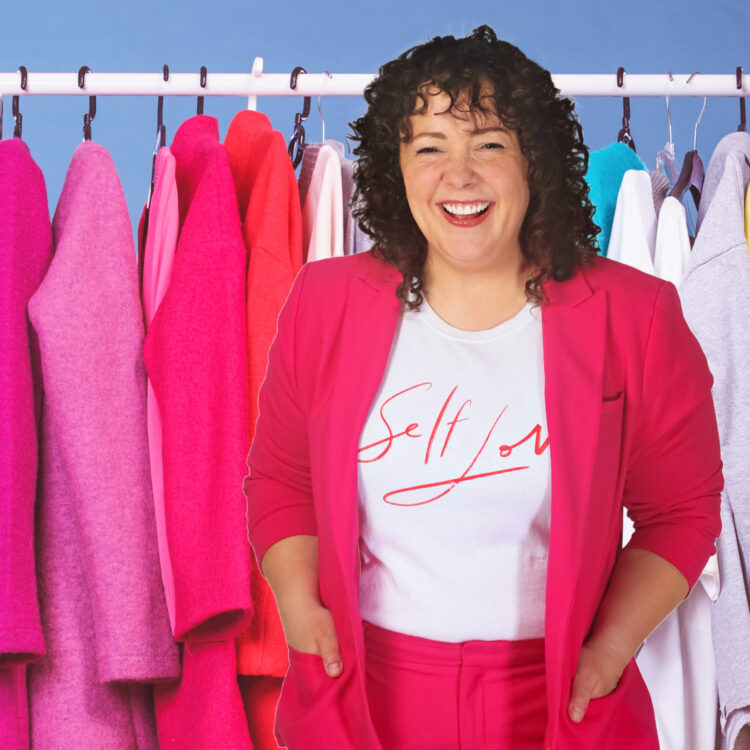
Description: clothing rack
xmin=0 ymin=70 xmax=747 ymax=97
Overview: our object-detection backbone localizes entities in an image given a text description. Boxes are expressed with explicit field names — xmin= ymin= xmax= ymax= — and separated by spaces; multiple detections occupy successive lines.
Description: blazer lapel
xmin=541 ymin=269 xmax=608 ymax=723
xmin=319 ymin=259 xmax=402 ymax=619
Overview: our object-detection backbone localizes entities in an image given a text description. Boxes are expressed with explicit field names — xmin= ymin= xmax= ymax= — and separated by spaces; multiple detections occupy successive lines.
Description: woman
xmin=244 ymin=26 xmax=723 ymax=749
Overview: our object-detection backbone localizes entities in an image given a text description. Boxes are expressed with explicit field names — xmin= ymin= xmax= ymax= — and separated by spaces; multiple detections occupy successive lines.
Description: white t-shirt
xmin=357 ymin=296 xmax=551 ymax=642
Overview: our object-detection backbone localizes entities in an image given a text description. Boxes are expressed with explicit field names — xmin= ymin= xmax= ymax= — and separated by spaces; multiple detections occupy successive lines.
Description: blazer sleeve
xmin=244 ymin=262 xmax=317 ymax=566
xmin=622 ymin=280 xmax=723 ymax=595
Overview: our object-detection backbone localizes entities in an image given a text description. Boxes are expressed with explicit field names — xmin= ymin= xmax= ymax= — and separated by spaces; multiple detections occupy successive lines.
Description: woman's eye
xmin=481 ymin=142 xmax=505 ymax=150
xmin=416 ymin=146 xmax=439 ymax=154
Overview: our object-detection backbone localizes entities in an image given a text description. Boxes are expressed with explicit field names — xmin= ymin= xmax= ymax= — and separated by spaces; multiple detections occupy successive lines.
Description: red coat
xmin=224 ymin=109 xmax=304 ymax=679
xmin=246 ymin=250 xmax=723 ymax=750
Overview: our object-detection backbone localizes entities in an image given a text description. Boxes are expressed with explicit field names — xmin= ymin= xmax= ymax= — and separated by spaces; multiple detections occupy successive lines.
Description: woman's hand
xmin=280 ymin=597 xmax=344 ymax=678
xmin=567 ymin=639 xmax=629 ymax=723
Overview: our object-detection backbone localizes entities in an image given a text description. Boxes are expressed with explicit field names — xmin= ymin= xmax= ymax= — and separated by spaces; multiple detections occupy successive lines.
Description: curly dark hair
xmin=349 ymin=25 xmax=600 ymax=309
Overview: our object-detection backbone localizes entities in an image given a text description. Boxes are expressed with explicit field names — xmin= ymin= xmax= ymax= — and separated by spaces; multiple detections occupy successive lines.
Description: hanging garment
xmin=607 ymin=170 xmax=657 ymax=273
xmin=678 ymin=131 xmax=750 ymax=750
xmin=298 ymin=142 xmax=344 ymax=262
xmin=745 ymin=182 xmax=749 ymax=255
xmin=143 ymin=115 xmax=253 ymax=750
xmin=653 ymin=196 xmax=692 ymax=287
xmin=246 ymin=250 xmax=721 ymax=750
xmin=26 ymin=140 xmax=179 ymax=749
xmin=224 ymin=108 xmax=303 ymax=750
xmin=336 ymin=147 xmax=371 ymax=255
xmin=341 ymin=154 xmax=357 ymax=255
xmin=584 ymin=142 xmax=648 ymax=254
xmin=224 ymin=109 xmax=302 ymax=682
xmin=609 ymin=165 xmax=719 ymax=750
xmin=649 ymin=170 xmax=671 ymax=216
xmin=0 ymin=137 xmax=52 ymax=750
xmin=140 ymin=146 xmax=179 ymax=631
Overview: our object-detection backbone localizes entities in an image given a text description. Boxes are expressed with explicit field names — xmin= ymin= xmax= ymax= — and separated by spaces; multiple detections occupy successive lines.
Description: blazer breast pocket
xmin=600 ymin=390 xmax=625 ymax=416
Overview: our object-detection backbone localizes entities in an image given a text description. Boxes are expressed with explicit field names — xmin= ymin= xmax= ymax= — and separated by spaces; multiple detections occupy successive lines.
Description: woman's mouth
xmin=439 ymin=201 xmax=492 ymax=226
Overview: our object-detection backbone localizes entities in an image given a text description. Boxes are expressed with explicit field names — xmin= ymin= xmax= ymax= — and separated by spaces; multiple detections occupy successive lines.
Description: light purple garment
xmin=26 ymin=141 xmax=180 ymax=749
xmin=0 ymin=137 xmax=52 ymax=750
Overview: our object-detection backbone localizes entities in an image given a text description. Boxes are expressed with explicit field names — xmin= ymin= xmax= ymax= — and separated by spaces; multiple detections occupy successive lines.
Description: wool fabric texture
xmin=26 ymin=140 xmax=179 ymax=749
xmin=224 ymin=109 xmax=303 ymax=680
xmin=144 ymin=115 xmax=252 ymax=750
xmin=0 ymin=137 xmax=52 ymax=750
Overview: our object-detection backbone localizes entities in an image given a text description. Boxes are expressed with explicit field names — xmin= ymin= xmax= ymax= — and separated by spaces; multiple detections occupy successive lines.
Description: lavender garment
xmin=27 ymin=141 xmax=180 ymax=750
xmin=0 ymin=138 xmax=52 ymax=749
xmin=678 ymin=132 xmax=750 ymax=749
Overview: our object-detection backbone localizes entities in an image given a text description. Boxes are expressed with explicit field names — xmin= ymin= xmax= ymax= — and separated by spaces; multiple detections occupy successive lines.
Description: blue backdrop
xmin=1 ymin=0 xmax=748 ymax=239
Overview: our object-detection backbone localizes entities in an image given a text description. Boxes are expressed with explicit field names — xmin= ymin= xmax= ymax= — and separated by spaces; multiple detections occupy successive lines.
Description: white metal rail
xmin=0 ymin=72 xmax=747 ymax=98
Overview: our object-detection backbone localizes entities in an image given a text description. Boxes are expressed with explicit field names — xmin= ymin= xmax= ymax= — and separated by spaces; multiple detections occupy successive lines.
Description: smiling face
xmin=399 ymin=86 xmax=530 ymax=278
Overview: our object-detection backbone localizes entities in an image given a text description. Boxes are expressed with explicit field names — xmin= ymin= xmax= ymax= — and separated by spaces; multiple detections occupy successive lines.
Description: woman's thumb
xmin=318 ymin=626 xmax=343 ymax=678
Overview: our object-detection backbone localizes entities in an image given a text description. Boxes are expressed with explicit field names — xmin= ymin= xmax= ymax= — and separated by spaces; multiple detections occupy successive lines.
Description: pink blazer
xmin=245 ymin=250 xmax=722 ymax=750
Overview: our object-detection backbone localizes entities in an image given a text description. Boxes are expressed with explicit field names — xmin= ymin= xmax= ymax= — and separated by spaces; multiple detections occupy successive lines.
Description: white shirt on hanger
xmin=299 ymin=143 xmax=344 ymax=263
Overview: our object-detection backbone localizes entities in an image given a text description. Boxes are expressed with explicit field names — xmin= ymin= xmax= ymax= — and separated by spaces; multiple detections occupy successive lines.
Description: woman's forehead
xmin=409 ymin=89 xmax=503 ymax=126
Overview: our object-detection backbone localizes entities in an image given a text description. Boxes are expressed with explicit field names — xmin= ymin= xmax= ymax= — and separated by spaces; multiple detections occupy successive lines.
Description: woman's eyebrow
xmin=411 ymin=126 xmax=509 ymax=141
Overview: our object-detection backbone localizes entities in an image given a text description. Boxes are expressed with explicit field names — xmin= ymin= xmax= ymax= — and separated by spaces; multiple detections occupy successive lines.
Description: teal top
xmin=585 ymin=142 xmax=648 ymax=254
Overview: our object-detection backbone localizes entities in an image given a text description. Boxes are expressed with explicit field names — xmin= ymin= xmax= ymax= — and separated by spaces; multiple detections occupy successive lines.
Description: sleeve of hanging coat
xmin=245 ymin=261 xmax=317 ymax=567
xmin=143 ymin=116 xmax=253 ymax=643
xmin=622 ymin=279 xmax=723 ymax=594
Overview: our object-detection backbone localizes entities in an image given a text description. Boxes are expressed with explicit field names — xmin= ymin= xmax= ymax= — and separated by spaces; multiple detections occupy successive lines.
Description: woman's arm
xmin=567 ymin=547 xmax=688 ymax=722
xmin=260 ymin=535 xmax=344 ymax=677
xmin=569 ymin=280 xmax=723 ymax=723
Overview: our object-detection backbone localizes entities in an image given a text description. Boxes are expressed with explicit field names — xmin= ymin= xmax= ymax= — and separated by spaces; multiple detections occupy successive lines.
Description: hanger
xmin=140 ymin=64 xmax=170 ymax=296
xmin=737 ymin=66 xmax=746 ymax=133
xmin=287 ymin=66 xmax=311 ymax=168
xmin=668 ymin=73 xmax=706 ymax=211
xmin=197 ymin=66 xmax=207 ymax=115
xmin=77 ymin=66 xmax=96 ymax=141
xmin=148 ymin=65 xmax=169 ymax=208
xmin=11 ymin=66 xmax=27 ymax=139
xmin=247 ymin=56 xmax=263 ymax=111
xmin=616 ymin=67 xmax=636 ymax=152
xmin=315 ymin=70 xmax=333 ymax=142
xmin=655 ymin=72 xmax=680 ymax=184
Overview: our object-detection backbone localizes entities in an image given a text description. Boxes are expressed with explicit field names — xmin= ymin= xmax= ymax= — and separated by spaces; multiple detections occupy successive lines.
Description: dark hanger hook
xmin=616 ymin=66 xmax=636 ymax=152
xmin=737 ymin=66 xmax=746 ymax=133
xmin=77 ymin=66 xmax=96 ymax=141
xmin=12 ymin=65 xmax=27 ymax=139
xmin=197 ymin=65 xmax=207 ymax=115
xmin=288 ymin=66 xmax=311 ymax=168
xmin=156 ymin=64 xmax=169 ymax=148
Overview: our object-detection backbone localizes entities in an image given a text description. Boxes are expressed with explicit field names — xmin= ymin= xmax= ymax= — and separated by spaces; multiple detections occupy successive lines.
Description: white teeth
xmin=442 ymin=202 xmax=490 ymax=216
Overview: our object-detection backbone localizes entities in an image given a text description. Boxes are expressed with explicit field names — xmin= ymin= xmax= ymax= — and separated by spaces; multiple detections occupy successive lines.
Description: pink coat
xmin=144 ymin=115 xmax=253 ymax=750
xmin=0 ymin=137 xmax=52 ymax=750
xmin=245 ymin=250 xmax=723 ymax=750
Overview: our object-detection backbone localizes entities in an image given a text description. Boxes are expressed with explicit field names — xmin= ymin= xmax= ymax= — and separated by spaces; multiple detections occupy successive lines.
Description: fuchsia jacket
xmin=245 ymin=250 xmax=723 ymax=750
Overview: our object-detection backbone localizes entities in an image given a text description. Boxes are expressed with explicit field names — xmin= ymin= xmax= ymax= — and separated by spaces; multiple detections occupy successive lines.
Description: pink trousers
xmin=363 ymin=621 xmax=547 ymax=750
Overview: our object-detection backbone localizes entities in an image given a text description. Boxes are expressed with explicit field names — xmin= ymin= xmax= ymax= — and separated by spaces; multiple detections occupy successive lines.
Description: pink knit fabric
xmin=142 ymin=146 xmax=179 ymax=632
xmin=0 ymin=137 xmax=52 ymax=750
xmin=27 ymin=141 xmax=179 ymax=749
xmin=144 ymin=116 xmax=252 ymax=750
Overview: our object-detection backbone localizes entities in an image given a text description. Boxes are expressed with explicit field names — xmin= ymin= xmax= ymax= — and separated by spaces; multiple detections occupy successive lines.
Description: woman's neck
xmin=422 ymin=255 xmax=532 ymax=332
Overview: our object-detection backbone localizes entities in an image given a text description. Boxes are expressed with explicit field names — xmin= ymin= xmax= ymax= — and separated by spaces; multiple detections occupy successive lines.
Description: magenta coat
xmin=245 ymin=250 xmax=723 ymax=750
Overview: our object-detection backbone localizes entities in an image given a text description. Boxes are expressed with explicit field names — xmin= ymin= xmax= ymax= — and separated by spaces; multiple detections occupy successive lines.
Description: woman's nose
xmin=443 ymin=153 xmax=477 ymax=189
